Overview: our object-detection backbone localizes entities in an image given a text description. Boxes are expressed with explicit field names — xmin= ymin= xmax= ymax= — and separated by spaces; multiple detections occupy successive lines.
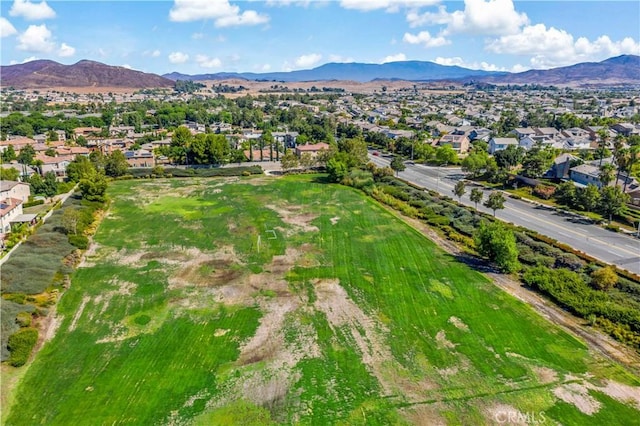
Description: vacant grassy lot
xmin=6 ymin=175 xmax=640 ymax=425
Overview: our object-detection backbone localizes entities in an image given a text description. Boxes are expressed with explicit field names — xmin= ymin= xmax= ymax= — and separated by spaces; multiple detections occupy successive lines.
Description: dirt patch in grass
xmin=401 ymin=404 xmax=448 ymax=426
xmin=313 ymin=279 xmax=436 ymax=399
xmin=484 ymin=404 xmax=529 ymax=425
xmin=69 ymin=296 xmax=90 ymax=332
xmin=435 ymin=330 xmax=457 ymax=350
xmin=265 ymin=203 xmax=319 ymax=234
xmin=447 ymin=316 xmax=469 ymax=332
xmin=553 ymin=383 xmax=601 ymax=415
xmin=533 ymin=366 xmax=558 ymax=385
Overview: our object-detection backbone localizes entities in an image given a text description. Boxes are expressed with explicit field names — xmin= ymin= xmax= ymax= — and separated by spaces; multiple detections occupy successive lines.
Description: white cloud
xmin=487 ymin=24 xmax=640 ymax=68
xmin=260 ymin=63 xmax=271 ymax=71
xmin=168 ymin=51 xmax=189 ymax=64
xmin=265 ymin=0 xmax=312 ymax=6
xmin=382 ymin=53 xmax=406 ymax=63
xmin=196 ymin=54 xmax=222 ymax=68
xmin=121 ymin=64 xmax=132 ymax=69
xmin=328 ymin=54 xmax=354 ymax=63
xmin=9 ymin=0 xmax=56 ymax=20
xmin=169 ymin=0 xmax=269 ymax=27
xmin=407 ymin=0 xmax=529 ymax=36
xmin=295 ymin=53 xmax=322 ymax=68
xmin=58 ymin=42 xmax=75 ymax=57
xmin=340 ymin=0 xmax=439 ymax=12
xmin=433 ymin=56 xmax=511 ymax=71
xmin=152 ymin=49 xmax=161 ymax=57
xmin=192 ymin=32 xmax=204 ymax=39
xmin=17 ymin=24 xmax=55 ymax=52
xmin=403 ymin=31 xmax=450 ymax=48
xmin=10 ymin=56 xmax=38 ymax=65
xmin=1 ymin=18 xmax=18 ymax=38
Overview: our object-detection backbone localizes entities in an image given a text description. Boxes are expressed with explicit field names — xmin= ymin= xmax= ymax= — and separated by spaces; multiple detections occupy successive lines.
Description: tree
xmin=0 ymin=167 xmax=20 ymax=181
xmin=484 ymin=191 xmax=506 ymax=217
xmin=17 ymin=144 xmax=35 ymax=166
xmin=45 ymin=147 xmax=57 ymax=157
xmin=520 ymin=146 xmax=554 ymax=178
xmin=47 ymin=130 xmax=59 ymax=142
xmin=461 ymin=151 xmax=488 ymax=177
xmin=598 ymin=163 xmax=615 ymax=187
xmin=390 ymin=156 xmax=405 ymax=176
xmin=596 ymin=128 xmax=609 ymax=167
xmin=494 ymin=145 xmax=524 ymax=169
xmin=598 ymin=186 xmax=629 ymax=224
xmin=1 ymin=145 xmax=17 ymax=162
xmin=435 ymin=145 xmax=457 ymax=165
xmin=576 ymin=184 xmax=600 ymax=212
xmin=42 ymin=171 xmax=58 ymax=197
xmin=554 ymin=181 xmax=576 ymax=206
xmin=79 ymin=170 xmax=108 ymax=202
xmin=67 ymin=155 xmax=95 ymax=182
xmin=453 ymin=180 xmax=466 ymax=200
xmin=62 ymin=208 xmax=80 ymax=235
xmin=299 ymin=152 xmax=316 ymax=170
xmin=280 ymin=150 xmax=299 ymax=172
xmin=326 ymin=157 xmax=348 ymax=183
xmin=470 ymin=188 xmax=484 ymax=209
xmin=590 ymin=266 xmax=618 ymax=291
xmin=475 ymin=222 xmax=520 ymax=273
xmin=105 ymin=150 xmax=129 ymax=177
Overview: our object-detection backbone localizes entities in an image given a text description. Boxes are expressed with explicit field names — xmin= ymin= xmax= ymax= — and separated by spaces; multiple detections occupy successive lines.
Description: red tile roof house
xmin=295 ymin=143 xmax=331 ymax=158
xmin=0 ymin=181 xmax=32 ymax=238
xmin=34 ymin=154 xmax=75 ymax=180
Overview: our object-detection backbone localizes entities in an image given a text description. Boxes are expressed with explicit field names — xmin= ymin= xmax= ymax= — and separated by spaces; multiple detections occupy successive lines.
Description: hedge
xmin=7 ymin=328 xmax=38 ymax=367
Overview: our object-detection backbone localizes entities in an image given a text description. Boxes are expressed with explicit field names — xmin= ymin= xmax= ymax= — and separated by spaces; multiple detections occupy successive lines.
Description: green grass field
xmin=6 ymin=175 xmax=640 ymax=425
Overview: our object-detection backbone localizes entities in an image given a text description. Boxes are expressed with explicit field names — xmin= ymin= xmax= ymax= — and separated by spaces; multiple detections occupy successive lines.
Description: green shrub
xmin=23 ymin=199 xmax=45 ymax=208
xmin=7 ymin=327 xmax=38 ymax=367
xmin=68 ymin=235 xmax=89 ymax=249
xmin=16 ymin=311 xmax=32 ymax=327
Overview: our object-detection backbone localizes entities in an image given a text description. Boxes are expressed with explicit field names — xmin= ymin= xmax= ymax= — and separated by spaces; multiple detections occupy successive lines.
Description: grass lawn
xmin=5 ymin=175 xmax=640 ymax=425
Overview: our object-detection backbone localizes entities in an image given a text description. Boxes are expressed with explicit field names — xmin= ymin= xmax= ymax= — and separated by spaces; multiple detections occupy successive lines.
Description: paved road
xmin=369 ymin=154 xmax=640 ymax=275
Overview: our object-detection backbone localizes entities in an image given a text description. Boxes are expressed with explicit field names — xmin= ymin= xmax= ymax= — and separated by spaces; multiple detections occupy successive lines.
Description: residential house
xmin=438 ymin=134 xmax=470 ymax=154
xmin=611 ymin=123 xmax=639 ymax=137
xmin=545 ymin=154 xmax=580 ymax=179
xmin=0 ymin=137 xmax=36 ymax=154
xmin=513 ymin=127 xmax=536 ymax=140
xmin=295 ymin=143 xmax=330 ymax=158
xmin=469 ymin=128 xmax=491 ymax=142
xmin=272 ymin=131 xmax=299 ymax=148
xmin=569 ymin=164 xmax=603 ymax=188
xmin=0 ymin=181 xmax=31 ymax=237
xmin=125 ymin=150 xmax=154 ymax=168
xmin=1 ymin=163 xmax=36 ymax=181
xmin=34 ymin=154 xmax=74 ymax=180
xmin=488 ymin=137 xmax=518 ymax=154
xmin=73 ymin=127 xmax=102 ymax=138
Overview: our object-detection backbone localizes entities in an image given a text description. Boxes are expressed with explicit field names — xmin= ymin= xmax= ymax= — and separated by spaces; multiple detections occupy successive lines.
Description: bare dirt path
xmin=384 ymin=205 xmax=640 ymax=376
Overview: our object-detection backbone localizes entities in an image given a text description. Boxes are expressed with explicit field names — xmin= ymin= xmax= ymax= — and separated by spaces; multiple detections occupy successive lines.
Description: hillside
xmin=0 ymin=60 xmax=175 ymax=89
xmin=474 ymin=55 xmax=640 ymax=86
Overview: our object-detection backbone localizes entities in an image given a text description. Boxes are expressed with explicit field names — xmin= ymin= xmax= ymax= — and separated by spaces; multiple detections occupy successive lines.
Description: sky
xmin=1 ymin=0 xmax=639 ymax=75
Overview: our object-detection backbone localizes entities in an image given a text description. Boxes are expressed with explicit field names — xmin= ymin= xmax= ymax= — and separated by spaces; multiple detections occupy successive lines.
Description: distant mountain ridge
xmin=163 ymin=61 xmax=505 ymax=83
xmin=0 ymin=60 xmax=174 ymax=89
xmin=1 ymin=55 xmax=638 ymax=89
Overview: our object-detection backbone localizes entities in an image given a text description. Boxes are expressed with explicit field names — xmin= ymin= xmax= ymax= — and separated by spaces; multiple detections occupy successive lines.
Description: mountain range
xmin=1 ymin=55 xmax=638 ymax=89
xmin=0 ymin=59 xmax=174 ymax=89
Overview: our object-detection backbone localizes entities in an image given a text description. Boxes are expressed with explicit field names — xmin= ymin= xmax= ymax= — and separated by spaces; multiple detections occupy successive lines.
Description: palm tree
xmin=596 ymin=128 xmax=609 ymax=167
xmin=599 ymin=163 xmax=616 ymax=187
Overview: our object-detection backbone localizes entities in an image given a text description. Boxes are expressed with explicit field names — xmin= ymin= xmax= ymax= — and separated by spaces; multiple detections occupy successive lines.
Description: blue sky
xmin=1 ymin=0 xmax=639 ymax=75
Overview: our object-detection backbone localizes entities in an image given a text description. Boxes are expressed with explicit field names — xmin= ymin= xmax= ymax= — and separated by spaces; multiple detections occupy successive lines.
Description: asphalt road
xmin=369 ymin=153 xmax=640 ymax=275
